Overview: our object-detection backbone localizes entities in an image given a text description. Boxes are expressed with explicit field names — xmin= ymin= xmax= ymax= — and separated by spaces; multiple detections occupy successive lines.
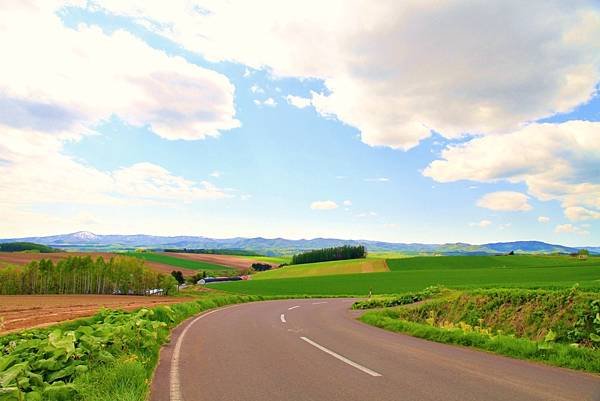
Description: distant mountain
xmin=1 ymin=231 xmax=595 ymax=255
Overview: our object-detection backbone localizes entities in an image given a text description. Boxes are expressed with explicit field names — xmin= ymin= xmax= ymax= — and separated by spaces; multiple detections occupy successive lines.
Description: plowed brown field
xmin=168 ymin=253 xmax=265 ymax=270
xmin=0 ymin=294 xmax=187 ymax=333
xmin=0 ymin=252 xmax=198 ymax=275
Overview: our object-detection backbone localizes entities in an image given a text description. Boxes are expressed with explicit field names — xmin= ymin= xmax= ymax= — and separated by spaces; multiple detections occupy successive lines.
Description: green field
xmin=387 ymin=255 xmax=598 ymax=271
xmin=253 ymin=258 xmax=388 ymax=280
xmin=239 ymin=255 xmax=291 ymax=265
xmin=209 ymin=256 xmax=600 ymax=295
xmin=124 ymin=252 xmax=234 ymax=272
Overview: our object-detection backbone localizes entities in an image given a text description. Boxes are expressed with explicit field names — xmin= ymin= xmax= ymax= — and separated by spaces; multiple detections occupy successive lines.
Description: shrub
xmin=251 ymin=263 xmax=272 ymax=272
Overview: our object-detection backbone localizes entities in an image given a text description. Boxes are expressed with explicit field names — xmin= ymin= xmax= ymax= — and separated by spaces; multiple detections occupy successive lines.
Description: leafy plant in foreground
xmin=0 ymin=308 xmax=171 ymax=400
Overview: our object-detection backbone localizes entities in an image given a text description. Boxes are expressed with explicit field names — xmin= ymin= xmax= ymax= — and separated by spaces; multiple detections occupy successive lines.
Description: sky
xmin=0 ymin=0 xmax=599 ymax=246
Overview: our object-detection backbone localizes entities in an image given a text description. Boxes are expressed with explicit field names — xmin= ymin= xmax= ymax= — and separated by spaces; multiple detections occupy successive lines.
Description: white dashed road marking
xmin=300 ymin=336 xmax=382 ymax=377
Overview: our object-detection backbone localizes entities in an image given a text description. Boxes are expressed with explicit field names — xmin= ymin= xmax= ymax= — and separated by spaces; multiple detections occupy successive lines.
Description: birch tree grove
xmin=0 ymin=256 xmax=165 ymax=295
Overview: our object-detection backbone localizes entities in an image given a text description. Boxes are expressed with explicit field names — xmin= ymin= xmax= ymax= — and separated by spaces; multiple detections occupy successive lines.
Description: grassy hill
xmin=253 ymin=258 xmax=388 ymax=280
xmin=211 ymin=255 xmax=600 ymax=295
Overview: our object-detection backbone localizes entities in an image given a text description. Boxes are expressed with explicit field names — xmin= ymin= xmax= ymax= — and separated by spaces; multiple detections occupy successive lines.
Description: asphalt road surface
xmin=150 ymin=298 xmax=600 ymax=401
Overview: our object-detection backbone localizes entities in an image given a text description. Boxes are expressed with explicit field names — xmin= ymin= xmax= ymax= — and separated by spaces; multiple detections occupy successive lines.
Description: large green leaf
xmin=0 ymin=362 xmax=28 ymax=387
xmin=0 ymin=356 xmax=16 ymax=373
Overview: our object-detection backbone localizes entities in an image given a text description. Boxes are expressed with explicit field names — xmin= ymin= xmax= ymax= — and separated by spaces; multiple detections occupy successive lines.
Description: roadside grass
xmin=210 ymin=263 xmax=600 ymax=295
xmin=76 ymin=358 xmax=147 ymax=401
xmin=356 ymin=287 xmax=600 ymax=373
xmin=124 ymin=252 xmax=234 ymax=273
xmin=386 ymin=255 xmax=600 ymax=271
xmin=360 ymin=309 xmax=600 ymax=373
xmin=253 ymin=258 xmax=388 ymax=280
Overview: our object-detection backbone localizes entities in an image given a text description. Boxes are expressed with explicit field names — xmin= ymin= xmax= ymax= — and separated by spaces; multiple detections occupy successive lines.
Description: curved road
xmin=150 ymin=299 xmax=600 ymax=401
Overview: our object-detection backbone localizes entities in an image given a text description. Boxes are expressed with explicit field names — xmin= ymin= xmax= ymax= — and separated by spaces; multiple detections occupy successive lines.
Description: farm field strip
xmin=165 ymin=252 xmax=268 ymax=270
xmin=253 ymin=258 xmax=388 ymax=280
xmin=124 ymin=252 xmax=234 ymax=272
xmin=387 ymin=255 xmax=600 ymax=271
xmin=210 ymin=263 xmax=600 ymax=295
xmin=0 ymin=251 xmax=199 ymax=275
xmin=0 ymin=295 xmax=187 ymax=333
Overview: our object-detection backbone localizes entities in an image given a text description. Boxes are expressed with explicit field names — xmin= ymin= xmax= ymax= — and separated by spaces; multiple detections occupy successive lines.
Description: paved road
xmin=150 ymin=298 xmax=600 ymax=401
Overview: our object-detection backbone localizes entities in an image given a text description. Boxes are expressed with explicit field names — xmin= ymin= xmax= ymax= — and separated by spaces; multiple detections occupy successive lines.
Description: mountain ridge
xmin=1 ymin=231 xmax=597 ymax=255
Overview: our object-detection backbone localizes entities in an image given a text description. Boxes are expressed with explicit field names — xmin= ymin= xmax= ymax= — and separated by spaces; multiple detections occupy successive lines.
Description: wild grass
xmin=358 ymin=287 xmax=600 ymax=373
xmin=75 ymin=358 xmax=148 ymax=401
xmin=360 ymin=310 xmax=600 ymax=373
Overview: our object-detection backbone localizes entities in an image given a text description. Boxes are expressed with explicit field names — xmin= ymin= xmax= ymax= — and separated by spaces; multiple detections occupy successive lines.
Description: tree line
xmin=291 ymin=245 xmax=367 ymax=265
xmin=0 ymin=255 xmax=175 ymax=295
xmin=163 ymin=248 xmax=262 ymax=256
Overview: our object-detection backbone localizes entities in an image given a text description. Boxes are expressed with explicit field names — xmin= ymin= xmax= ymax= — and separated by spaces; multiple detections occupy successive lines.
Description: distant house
xmin=576 ymin=249 xmax=589 ymax=260
xmin=197 ymin=276 xmax=244 ymax=284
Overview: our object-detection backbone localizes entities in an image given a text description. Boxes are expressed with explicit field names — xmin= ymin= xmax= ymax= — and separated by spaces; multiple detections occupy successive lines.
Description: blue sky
xmin=1 ymin=1 xmax=598 ymax=245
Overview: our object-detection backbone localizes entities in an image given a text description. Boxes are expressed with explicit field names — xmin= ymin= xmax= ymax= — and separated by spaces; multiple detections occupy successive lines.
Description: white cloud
xmin=210 ymin=170 xmax=222 ymax=178
xmin=254 ymin=97 xmax=277 ymax=107
xmin=554 ymin=223 xmax=590 ymax=235
xmin=0 ymin=131 xmax=228 ymax=209
xmin=365 ymin=177 xmax=390 ymax=182
xmin=0 ymin=1 xmax=237 ymax=238
xmin=476 ymin=191 xmax=532 ymax=212
xmin=263 ymin=97 xmax=277 ymax=107
xmin=0 ymin=1 xmax=239 ymax=142
xmin=343 ymin=200 xmax=352 ymax=206
xmin=285 ymin=95 xmax=312 ymax=109
xmin=113 ymin=163 xmax=228 ymax=202
xmin=564 ymin=206 xmax=600 ymax=221
xmin=310 ymin=200 xmax=339 ymax=210
xmin=88 ymin=0 xmax=600 ymax=150
xmin=250 ymin=84 xmax=264 ymax=94
xmin=356 ymin=211 xmax=377 ymax=218
xmin=425 ymin=121 xmax=600 ymax=222
xmin=469 ymin=220 xmax=492 ymax=228
xmin=76 ymin=211 xmax=100 ymax=226
xmin=538 ymin=216 xmax=551 ymax=223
